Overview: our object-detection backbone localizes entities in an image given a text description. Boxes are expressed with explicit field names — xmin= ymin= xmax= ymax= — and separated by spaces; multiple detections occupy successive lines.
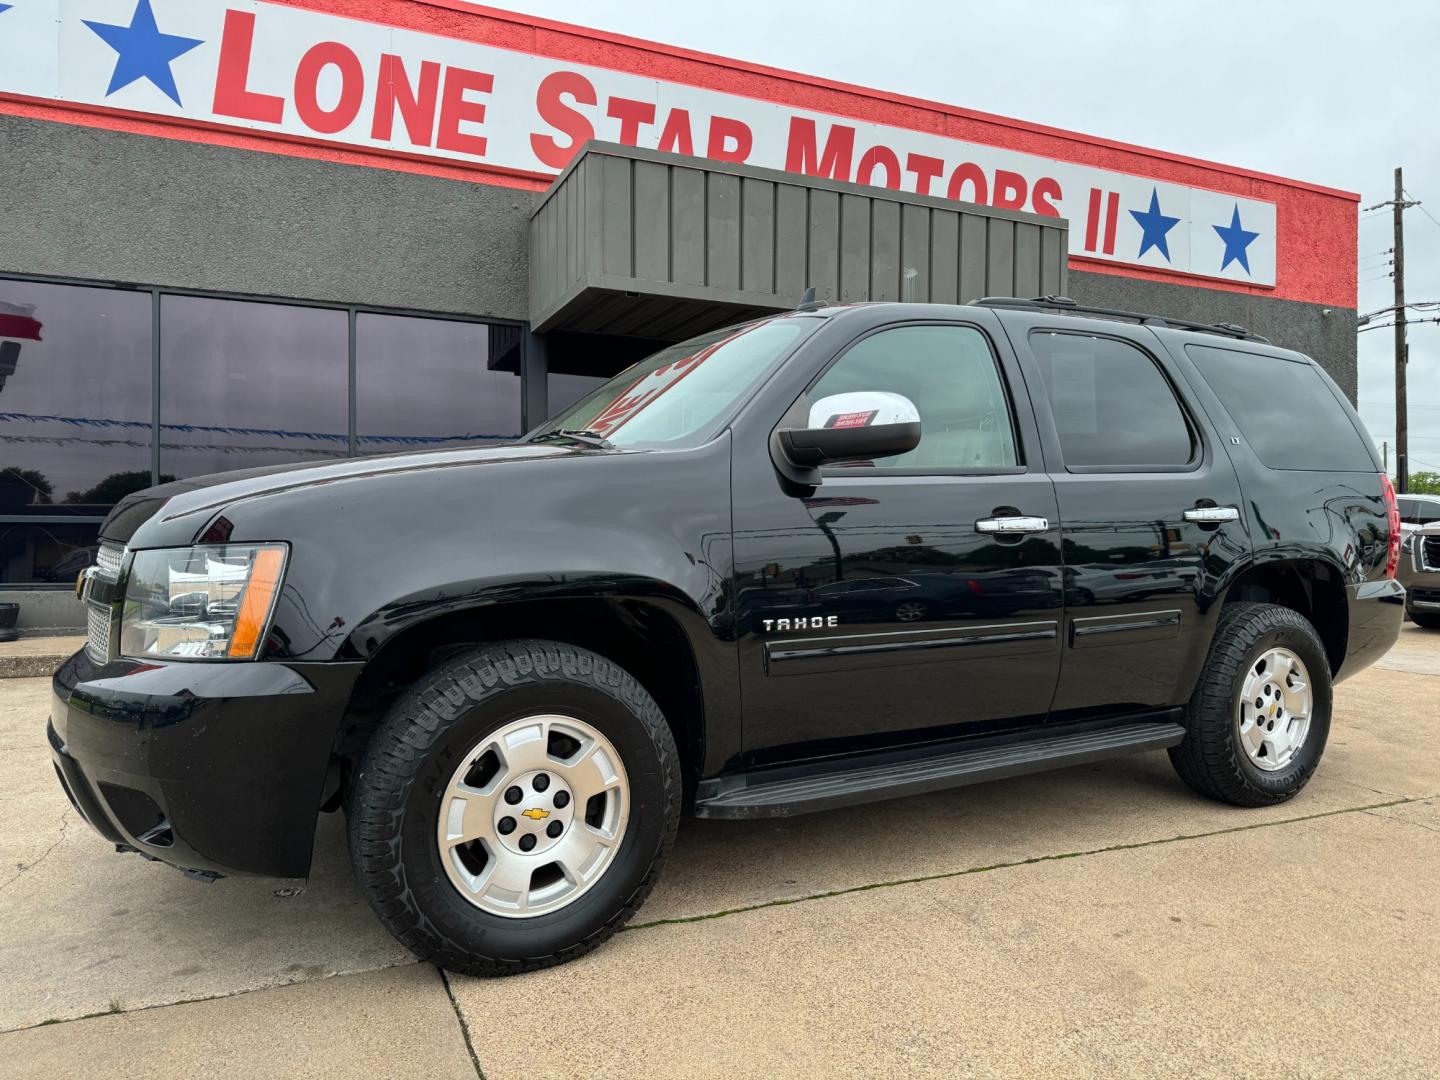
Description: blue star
xmin=1213 ymin=204 xmax=1261 ymax=275
xmin=84 ymin=0 xmax=204 ymax=108
xmin=1129 ymin=188 xmax=1181 ymax=262
xmin=0 ymin=5 xmax=12 ymax=13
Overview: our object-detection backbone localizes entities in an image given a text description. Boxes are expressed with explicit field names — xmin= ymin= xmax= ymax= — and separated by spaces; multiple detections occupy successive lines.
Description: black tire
xmin=348 ymin=640 xmax=681 ymax=976
xmin=1410 ymin=610 xmax=1440 ymax=630
xmin=1169 ymin=603 xmax=1332 ymax=807
xmin=894 ymin=600 xmax=929 ymax=622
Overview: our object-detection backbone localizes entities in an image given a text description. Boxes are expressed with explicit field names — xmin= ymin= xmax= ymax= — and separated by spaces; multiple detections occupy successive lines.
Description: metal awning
xmin=529 ymin=142 xmax=1069 ymax=341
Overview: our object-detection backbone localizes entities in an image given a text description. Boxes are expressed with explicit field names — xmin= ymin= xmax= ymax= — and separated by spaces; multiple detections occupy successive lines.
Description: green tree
xmin=1406 ymin=471 xmax=1440 ymax=495
xmin=65 ymin=471 xmax=176 ymax=506
xmin=0 ymin=467 xmax=52 ymax=504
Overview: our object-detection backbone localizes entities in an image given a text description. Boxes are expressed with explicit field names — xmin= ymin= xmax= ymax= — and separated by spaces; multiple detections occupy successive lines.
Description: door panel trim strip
xmin=1069 ymin=609 xmax=1182 ymax=649
xmin=764 ymin=620 xmax=1059 ymax=676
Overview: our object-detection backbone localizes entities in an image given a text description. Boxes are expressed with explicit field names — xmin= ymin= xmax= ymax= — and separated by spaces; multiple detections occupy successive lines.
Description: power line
xmin=1403 ymin=188 xmax=1440 ymax=231
xmin=1361 ymin=300 xmax=1440 ymax=321
xmin=1359 ymin=315 xmax=1440 ymax=333
xmin=1361 ymin=400 xmax=1440 ymax=413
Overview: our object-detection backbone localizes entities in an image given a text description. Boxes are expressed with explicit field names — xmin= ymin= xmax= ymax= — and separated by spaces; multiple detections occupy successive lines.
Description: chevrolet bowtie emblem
xmin=520 ymin=808 xmax=549 ymax=821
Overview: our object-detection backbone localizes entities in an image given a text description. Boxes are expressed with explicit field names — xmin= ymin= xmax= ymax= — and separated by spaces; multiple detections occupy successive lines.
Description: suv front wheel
xmin=1169 ymin=603 xmax=1332 ymax=806
xmin=348 ymin=640 xmax=681 ymax=975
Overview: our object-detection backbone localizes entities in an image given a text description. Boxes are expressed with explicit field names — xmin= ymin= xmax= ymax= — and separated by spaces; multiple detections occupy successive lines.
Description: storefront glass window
xmin=160 ymin=295 xmax=349 ymax=478
xmin=0 ymin=280 xmax=153 ymax=584
xmin=356 ymin=314 xmax=522 ymax=454
xmin=2 ymin=278 xmax=522 ymax=585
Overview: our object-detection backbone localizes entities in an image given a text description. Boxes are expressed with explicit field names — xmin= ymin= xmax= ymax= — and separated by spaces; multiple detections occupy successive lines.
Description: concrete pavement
xmin=2 ymin=964 xmax=478 ymax=1080
xmin=0 ymin=635 xmax=83 ymax=679
xmin=1375 ymin=619 xmax=1440 ymax=676
xmin=454 ymin=799 xmax=1440 ymax=1080
xmin=1 ymin=624 xmax=1437 ymax=1077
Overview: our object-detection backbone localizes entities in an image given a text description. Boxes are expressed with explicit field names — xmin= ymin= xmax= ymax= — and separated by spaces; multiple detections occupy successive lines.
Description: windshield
xmin=530 ymin=315 xmax=816 ymax=449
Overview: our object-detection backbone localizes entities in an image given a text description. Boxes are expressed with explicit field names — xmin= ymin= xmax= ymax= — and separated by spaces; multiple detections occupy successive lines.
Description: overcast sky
xmin=485 ymin=0 xmax=1440 ymax=476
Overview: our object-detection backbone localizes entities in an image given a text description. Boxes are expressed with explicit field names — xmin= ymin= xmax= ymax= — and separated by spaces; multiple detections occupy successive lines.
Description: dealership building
xmin=0 ymin=0 xmax=1358 ymax=625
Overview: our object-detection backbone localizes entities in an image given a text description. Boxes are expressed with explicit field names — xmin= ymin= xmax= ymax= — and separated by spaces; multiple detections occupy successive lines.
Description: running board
xmin=693 ymin=721 xmax=1186 ymax=819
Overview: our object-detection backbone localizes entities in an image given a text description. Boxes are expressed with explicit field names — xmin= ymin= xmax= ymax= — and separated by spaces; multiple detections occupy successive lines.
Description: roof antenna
xmin=796 ymin=286 xmax=825 ymax=312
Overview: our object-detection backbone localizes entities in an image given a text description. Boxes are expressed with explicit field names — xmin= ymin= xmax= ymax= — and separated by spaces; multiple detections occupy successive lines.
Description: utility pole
xmin=1364 ymin=173 xmax=1421 ymax=491
xmin=1393 ymin=167 xmax=1409 ymax=493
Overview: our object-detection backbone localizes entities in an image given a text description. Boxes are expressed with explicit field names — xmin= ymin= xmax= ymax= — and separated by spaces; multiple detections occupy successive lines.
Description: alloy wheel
xmin=1237 ymin=647 xmax=1313 ymax=772
xmin=436 ymin=714 xmax=629 ymax=917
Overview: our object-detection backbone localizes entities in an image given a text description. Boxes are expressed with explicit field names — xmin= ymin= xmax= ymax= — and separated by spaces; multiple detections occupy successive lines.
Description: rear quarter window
xmin=1185 ymin=344 xmax=1375 ymax=471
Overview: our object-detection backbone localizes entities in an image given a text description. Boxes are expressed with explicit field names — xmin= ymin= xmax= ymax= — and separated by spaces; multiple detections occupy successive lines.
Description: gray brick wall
xmin=1068 ymin=270 xmax=1358 ymax=402
xmin=0 ymin=115 xmax=1356 ymax=400
xmin=0 ymin=115 xmax=532 ymax=320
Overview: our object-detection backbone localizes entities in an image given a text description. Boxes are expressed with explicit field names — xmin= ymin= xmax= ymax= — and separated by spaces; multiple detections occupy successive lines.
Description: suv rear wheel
xmin=348 ymin=640 xmax=681 ymax=975
xmin=1169 ymin=603 xmax=1332 ymax=806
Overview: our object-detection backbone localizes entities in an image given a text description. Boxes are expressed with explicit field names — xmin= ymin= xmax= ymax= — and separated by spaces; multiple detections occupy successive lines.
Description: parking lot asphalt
xmin=2 ymin=624 xmax=1437 ymax=1078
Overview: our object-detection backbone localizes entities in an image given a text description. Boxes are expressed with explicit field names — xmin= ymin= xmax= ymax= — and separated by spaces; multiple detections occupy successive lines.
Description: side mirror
xmin=772 ymin=391 xmax=922 ymax=485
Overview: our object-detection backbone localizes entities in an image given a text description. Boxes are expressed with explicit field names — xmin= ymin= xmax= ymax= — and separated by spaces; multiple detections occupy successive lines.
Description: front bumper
xmin=1397 ymin=536 xmax=1440 ymax=612
xmin=49 ymin=649 xmax=363 ymax=878
xmin=1407 ymin=587 xmax=1440 ymax=613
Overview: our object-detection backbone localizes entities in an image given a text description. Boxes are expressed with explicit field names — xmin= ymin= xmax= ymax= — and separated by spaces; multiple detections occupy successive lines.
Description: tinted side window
xmin=1028 ymin=331 xmax=1194 ymax=468
xmin=808 ymin=325 xmax=1018 ymax=470
xmin=1186 ymin=345 xmax=1373 ymax=471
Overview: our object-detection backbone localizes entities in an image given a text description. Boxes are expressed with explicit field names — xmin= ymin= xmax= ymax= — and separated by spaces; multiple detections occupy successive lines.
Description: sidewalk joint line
xmin=0 ymin=962 xmax=412 ymax=1036
xmin=624 ymin=794 xmax=1435 ymax=932
xmin=439 ymin=967 xmax=487 ymax=1080
xmin=1361 ymin=806 xmax=1440 ymax=834
xmin=1334 ymin=777 xmax=1410 ymax=800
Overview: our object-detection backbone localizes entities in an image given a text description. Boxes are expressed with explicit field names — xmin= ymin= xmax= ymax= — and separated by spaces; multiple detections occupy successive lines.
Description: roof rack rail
xmin=971 ymin=295 xmax=1269 ymax=343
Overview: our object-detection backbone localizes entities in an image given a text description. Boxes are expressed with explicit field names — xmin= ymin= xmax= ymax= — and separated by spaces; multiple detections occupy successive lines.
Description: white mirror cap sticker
xmin=808 ymin=391 xmax=921 ymax=430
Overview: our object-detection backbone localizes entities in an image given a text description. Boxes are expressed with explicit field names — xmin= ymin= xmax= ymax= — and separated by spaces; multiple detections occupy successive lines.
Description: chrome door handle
xmin=975 ymin=516 xmax=1050 ymax=535
xmin=1183 ymin=506 xmax=1240 ymax=523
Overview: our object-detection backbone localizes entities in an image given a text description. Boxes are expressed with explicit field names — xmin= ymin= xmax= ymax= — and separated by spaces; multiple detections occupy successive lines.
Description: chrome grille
xmin=95 ymin=542 xmax=125 ymax=578
xmin=84 ymin=542 xmax=125 ymax=662
xmin=1423 ymin=536 xmax=1440 ymax=572
xmin=85 ymin=602 xmax=112 ymax=663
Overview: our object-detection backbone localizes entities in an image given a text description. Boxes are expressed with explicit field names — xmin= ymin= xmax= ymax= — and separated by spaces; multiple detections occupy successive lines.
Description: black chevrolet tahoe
xmin=50 ymin=296 xmax=1404 ymax=975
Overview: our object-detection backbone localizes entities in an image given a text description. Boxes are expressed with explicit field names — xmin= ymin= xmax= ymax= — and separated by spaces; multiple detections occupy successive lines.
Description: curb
xmin=0 ymin=654 xmax=68 ymax=679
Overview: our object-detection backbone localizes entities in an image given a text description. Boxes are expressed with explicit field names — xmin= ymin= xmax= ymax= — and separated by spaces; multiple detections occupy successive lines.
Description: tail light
xmin=1381 ymin=473 xmax=1401 ymax=579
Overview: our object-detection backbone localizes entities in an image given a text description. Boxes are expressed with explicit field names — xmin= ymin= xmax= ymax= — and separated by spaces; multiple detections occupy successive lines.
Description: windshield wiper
xmin=531 ymin=428 xmax=616 ymax=450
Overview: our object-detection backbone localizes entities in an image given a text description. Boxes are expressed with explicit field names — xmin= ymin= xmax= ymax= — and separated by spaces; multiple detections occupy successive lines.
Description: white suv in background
xmin=1397 ymin=495 xmax=1440 ymax=629
xmin=1397 ymin=494 xmax=1440 ymax=535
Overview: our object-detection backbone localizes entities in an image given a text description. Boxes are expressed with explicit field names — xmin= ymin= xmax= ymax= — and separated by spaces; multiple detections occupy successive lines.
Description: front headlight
xmin=120 ymin=544 xmax=288 ymax=660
